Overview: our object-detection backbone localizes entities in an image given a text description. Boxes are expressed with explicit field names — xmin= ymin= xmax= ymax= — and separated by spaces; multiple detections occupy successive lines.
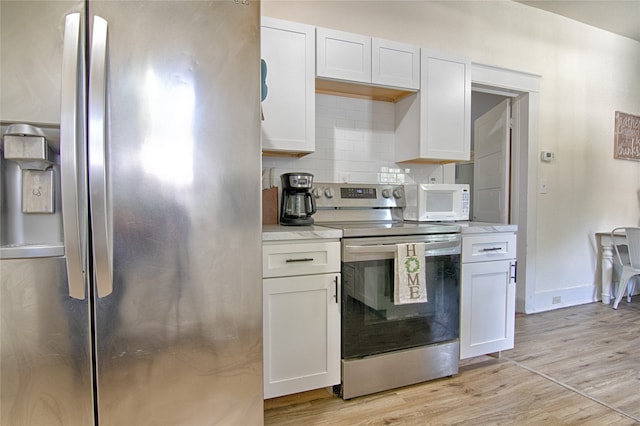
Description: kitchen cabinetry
xmin=460 ymin=232 xmax=516 ymax=359
xmin=316 ymin=27 xmax=371 ymax=84
xmin=372 ymin=38 xmax=420 ymax=90
xmin=261 ymin=17 xmax=315 ymax=155
xmin=395 ymin=49 xmax=471 ymax=163
xmin=262 ymin=239 xmax=341 ymax=399
xmin=316 ymin=27 xmax=420 ymax=90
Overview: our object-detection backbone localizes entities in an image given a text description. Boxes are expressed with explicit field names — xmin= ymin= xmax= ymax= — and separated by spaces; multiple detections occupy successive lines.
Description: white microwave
xmin=403 ymin=184 xmax=470 ymax=222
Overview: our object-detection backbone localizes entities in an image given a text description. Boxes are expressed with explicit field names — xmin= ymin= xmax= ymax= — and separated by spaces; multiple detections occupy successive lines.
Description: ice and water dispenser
xmin=1 ymin=123 xmax=64 ymax=256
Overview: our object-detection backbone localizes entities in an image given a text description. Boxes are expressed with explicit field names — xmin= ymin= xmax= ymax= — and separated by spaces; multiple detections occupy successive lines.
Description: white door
xmin=473 ymin=98 xmax=511 ymax=223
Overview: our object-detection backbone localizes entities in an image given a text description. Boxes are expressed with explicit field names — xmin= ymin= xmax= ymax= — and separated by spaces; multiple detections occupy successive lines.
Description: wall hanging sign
xmin=614 ymin=111 xmax=640 ymax=161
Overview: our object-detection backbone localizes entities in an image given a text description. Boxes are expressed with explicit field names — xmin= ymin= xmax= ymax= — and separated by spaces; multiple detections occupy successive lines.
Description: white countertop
xmin=262 ymin=222 xmax=515 ymax=240
xmin=262 ymin=224 xmax=343 ymax=241
xmin=451 ymin=221 xmax=518 ymax=233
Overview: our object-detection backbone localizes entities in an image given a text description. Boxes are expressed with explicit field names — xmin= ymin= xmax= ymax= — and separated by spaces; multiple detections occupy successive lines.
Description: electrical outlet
xmin=552 ymin=296 xmax=561 ymax=304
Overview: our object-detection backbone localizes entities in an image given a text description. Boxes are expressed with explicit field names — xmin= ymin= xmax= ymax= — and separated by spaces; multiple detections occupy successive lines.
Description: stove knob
xmin=393 ymin=188 xmax=403 ymax=199
xmin=381 ymin=189 xmax=391 ymax=198
xmin=324 ymin=188 xmax=335 ymax=199
xmin=312 ymin=187 xmax=323 ymax=198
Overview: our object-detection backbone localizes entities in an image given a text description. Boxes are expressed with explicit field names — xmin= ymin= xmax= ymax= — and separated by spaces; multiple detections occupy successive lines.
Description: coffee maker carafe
xmin=280 ymin=172 xmax=316 ymax=225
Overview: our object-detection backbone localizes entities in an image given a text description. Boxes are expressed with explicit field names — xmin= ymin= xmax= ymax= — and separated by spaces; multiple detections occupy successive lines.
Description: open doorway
xmin=457 ymin=64 xmax=541 ymax=313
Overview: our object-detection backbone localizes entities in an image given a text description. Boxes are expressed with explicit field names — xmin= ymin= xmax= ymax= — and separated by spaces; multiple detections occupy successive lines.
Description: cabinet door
xmin=316 ymin=27 xmax=371 ymax=83
xmin=372 ymin=38 xmax=420 ymax=90
xmin=420 ymin=49 xmax=471 ymax=161
xmin=261 ymin=17 xmax=315 ymax=154
xmin=460 ymin=260 xmax=515 ymax=359
xmin=263 ymin=273 xmax=341 ymax=399
xmin=395 ymin=49 xmax=470 ymax=162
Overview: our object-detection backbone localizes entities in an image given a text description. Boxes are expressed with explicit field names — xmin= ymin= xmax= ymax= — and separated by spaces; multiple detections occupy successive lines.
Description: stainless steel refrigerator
xmin=0 ymin=1 xmax=263 ymax=424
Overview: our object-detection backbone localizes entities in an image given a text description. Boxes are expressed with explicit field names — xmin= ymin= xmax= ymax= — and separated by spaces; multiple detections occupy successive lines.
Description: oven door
xmin=341 ymin=234 xmax=461 ymax=359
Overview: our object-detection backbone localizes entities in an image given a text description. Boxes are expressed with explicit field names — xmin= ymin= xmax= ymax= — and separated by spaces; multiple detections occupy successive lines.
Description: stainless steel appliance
xmin=314 ymin=183 xmax=461 ymax=400
xmin=1 ymin=2 xmax=262 ymax=425
xmin=280 ymin=172 xmax=316 ymax=225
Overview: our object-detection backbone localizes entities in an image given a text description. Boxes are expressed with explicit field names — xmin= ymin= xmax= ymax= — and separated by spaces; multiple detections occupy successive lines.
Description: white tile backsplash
xmin=262 ymin=94 xmax=443 ymax=186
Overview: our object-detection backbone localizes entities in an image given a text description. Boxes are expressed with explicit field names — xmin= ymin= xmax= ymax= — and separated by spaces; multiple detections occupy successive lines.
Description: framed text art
xmin=614 ymin=111 xmax=640 ymax=161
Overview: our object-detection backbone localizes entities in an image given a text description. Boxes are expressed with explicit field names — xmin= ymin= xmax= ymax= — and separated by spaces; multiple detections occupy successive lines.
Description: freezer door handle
xmin=60 ymin=13 xmax=87 ymax=300
xmin=89 ymin=16 xmax=113 ymax=298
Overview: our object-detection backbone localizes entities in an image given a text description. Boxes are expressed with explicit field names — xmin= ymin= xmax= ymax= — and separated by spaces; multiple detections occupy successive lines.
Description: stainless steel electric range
xmin=313 ymin=183 xmax=461 ymax=399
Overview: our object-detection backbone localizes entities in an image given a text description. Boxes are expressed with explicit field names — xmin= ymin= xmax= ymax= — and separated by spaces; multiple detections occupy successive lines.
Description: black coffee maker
xmin=280 ymin=172 xmax=316 ymax=225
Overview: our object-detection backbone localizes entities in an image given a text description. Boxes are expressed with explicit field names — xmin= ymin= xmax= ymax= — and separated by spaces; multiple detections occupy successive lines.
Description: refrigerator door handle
xmin=60 ymin=13 xmax=87 ymax=300
xmin=89 ymin=16 xmax=114 ymax=298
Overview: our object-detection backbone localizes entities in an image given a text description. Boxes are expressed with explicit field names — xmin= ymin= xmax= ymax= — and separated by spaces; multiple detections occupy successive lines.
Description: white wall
xmin=262 ymin=0 xmax=640 ymax=313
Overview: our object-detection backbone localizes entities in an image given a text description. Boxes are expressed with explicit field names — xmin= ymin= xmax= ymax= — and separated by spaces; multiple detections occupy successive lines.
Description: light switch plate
xmin=538 ymin=179 xmax=548 ymax=194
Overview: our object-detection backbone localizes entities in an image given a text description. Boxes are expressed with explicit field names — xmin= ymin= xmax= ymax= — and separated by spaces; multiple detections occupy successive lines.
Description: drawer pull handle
xmin=480 ymin=247 xmax=503 ymax=252
xmin=285 ymin=257 xmax=314 ymax=263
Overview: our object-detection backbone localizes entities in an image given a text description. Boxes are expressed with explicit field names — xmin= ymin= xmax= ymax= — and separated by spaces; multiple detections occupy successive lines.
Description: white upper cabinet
xmin=316 ymin=27 xmax=371 ymax=84
xmin=316 ymin=27 xmax=419 ymax=90
xmin=372 ymin=38 xmax=420 ymax=90
xmin=261 ymin=17 xmax=315 ymax=155
xmin=395 ymin=49 xmax=471 ymax=163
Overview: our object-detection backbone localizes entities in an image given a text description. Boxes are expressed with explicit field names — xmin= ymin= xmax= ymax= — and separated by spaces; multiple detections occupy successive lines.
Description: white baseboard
xmin=532 ymin=284 xmax=599 ymax=313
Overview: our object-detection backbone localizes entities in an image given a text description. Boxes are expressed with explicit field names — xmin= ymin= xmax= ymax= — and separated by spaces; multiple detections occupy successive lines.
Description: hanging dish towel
xmin=394 ymin=242 xmax=427 ymax=304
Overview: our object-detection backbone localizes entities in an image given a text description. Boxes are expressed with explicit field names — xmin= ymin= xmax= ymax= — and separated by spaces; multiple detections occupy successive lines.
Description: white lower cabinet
xmin=263 ymin=241 xmax=341 ymax=399
xmin=459 ymin=232 xmax=516 ymax=360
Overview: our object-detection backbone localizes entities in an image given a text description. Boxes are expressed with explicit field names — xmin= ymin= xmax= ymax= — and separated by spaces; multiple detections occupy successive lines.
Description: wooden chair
xmin=611 ymin=227 xmax=640 ymax=309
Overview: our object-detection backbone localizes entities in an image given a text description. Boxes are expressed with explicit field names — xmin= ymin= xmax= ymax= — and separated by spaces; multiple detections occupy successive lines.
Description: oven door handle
xmin=345 ymin=240 xmax=459 ymax=254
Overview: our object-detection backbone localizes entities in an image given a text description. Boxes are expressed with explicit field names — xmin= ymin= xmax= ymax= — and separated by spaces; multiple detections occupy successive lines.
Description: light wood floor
xmin=264 ymin=299 xmax=640 ymax=425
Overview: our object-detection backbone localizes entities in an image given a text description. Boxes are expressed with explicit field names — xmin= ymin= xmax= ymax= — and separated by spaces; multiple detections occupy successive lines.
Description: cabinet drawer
xmin=462 ymin=233 xmax=516 ymax=263
xmin=263 ymin=241 xmax=340 ymax=277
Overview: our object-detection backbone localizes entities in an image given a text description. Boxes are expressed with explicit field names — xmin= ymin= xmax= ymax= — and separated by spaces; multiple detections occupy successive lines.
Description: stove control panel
xmin=312 ymin=182 xmax=405 ymax=209
xmin=341 ymin=187 xmax=377 ymax=199
xmin=312 ymin=187 xmax=337 ymax=199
